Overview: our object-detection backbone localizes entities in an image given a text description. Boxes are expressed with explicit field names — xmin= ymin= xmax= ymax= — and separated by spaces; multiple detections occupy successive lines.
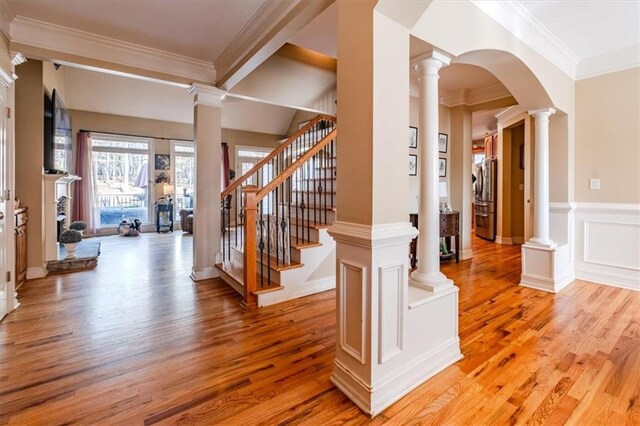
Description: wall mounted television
xmin=44 ymin=88 xmax=72 ymax=173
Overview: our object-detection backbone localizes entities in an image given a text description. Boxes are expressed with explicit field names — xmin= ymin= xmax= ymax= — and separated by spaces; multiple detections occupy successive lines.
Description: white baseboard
xmin=331 ymin=338 xmax=462 ymax=417
xmin=190 ymin=266 xmax=219 ymax=281
xmin=520 ymin=269 xmax=575 ymax=293
xmin=26 ymin=265 xmax=48 ymax=280
xmin=258 ymin=276 xmax=335 ymax=307
xmin=495 ymin=236 xmax=513 ymax=245
xmin=460 ymin=248 xmax=473 ymax=260
xmin=576 ymin=268 xmax=640 ymax=291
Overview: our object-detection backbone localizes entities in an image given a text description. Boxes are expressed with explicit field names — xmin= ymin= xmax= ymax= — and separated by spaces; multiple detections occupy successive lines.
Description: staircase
xmin=216 ymin=115 xmax=337 ymax=308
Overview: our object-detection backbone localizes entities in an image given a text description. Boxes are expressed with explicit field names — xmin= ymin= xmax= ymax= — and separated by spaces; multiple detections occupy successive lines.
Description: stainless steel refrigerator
xmin=474 ymin=159 xmax=497 ymax=241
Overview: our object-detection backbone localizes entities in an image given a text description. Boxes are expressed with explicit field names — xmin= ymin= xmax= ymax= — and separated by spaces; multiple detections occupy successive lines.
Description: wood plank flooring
xmin=1 ymin=232 xmax=638 ymax=425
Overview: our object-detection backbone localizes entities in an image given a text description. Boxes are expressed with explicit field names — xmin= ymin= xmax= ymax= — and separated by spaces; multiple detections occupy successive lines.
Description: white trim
xmin=576 ymin=45 xmax=640 ymax=80
xmin=331 ymin=338 xmax=462 ymax=416
xmin=328 ymin=221 xmax=418 ymax=249
xmin=584 ymin=220 xmax=640 ymax=272
xmin=470 ymin=0 xmax=578 ymax=79
xmin=575 ymin=202 xmax=640 ymax=216
xmin=190 ymin=266 xmax=219 ymax=281
xmin=575 ymin=268 xmax=639 ymax=292
xmin=0 ymin=67 xmax=13 ymax=87
xmin=10 ymin=16 xmax=216 ymax=83
xmin=26 ymin=265 xmax=48 ymax=279
xmin=377 ymin=262 xmax=405 ymax=364
xmin=0 ymin=0 xmax=14 ymax=39
xmin=339 ymin=259 xmax=367 ymax=364
xmin=495 ymin=105 xmax=525 ymax=125
xmin=188 ymin=84 xmax=226 ymax=108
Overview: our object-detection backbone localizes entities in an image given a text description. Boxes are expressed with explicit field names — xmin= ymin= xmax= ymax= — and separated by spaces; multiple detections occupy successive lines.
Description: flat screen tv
xmin=44 ymin=89 xmax=72 ymax=173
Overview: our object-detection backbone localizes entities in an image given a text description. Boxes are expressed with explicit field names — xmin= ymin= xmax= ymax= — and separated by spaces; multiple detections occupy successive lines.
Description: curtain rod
xmin=79 ymin=129 xmax=193 ymax=143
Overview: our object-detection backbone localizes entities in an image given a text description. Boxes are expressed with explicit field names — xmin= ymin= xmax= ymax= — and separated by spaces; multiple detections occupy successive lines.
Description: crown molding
xmin=470 ymin=0 xmax=578 ymax=79
xmin=0 ymin=0 xmax=14 ymax=39
xmin=438 ymin=83 xmax=511 ymax=108
xmin=9 ymin=16 xmax=216 ymax=83
xmin=215 ymin=0 xmax=333 ymax=90
xmin=188 ymin=84 xmax=226 ymax=108
xmin=576 ymin=44 xmax=640 ymax=80
xmin=495 ymin=105 xmax=525 ymax=125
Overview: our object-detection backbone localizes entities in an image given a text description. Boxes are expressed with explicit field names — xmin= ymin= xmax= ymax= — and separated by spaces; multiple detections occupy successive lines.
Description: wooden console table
xmin=409 ymin=211 xmax=460 ymax=269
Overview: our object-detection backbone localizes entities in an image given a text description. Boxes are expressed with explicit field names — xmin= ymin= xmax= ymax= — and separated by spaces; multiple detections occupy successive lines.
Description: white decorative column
xmin=529 ymin=108 xmax=556 ymax=247
xmin=521 ymin=107 xmax=575 ymax=293
xmin=410 ymin=52 xmax=454 ymax=292
xmin=188 ymin=84 xmax=225 ymax=281
xmin=331 ymin=3 xmax=461 ymax=417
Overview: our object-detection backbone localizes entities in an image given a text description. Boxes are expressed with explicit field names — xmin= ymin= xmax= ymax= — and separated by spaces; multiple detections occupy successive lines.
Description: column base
xmin=190 ymin=266 xmax=219 ymax=281
xmin=520 ymin=242 xmax=574 ymax=293
xmin=329 ymin=220 xmax=461 ymax=417
xmin=331 ymin=337 xmax=461 ymax=417
xmin=526 ymin=237 xmax=557 ymax=249
xmin=409 ymin=270 xmax=454 ymax=293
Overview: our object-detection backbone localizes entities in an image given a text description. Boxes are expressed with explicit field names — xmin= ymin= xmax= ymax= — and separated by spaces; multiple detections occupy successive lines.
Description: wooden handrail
xmin=256 ymin=128 xmax=337 ymax=201
xmin=221 ymin=114 xmax=336 ymax=199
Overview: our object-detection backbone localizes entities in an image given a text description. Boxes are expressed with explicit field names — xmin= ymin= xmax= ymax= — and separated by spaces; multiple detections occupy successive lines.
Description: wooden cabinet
xmin=15 ymin=207 xmax=28 ymax=289
xmin=409 ymin=211 xmax=460 ymax=269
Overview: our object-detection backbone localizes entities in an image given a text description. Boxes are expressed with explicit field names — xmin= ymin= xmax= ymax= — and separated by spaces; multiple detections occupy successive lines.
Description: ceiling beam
xmin=215 ymin=0 xmax=334 ymax=91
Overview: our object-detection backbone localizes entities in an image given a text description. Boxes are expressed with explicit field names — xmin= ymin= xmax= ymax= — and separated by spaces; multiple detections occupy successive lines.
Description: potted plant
xmin=69 ymin=221 xmax=87 ymax=236
xmin=59 ymin=229 xmax=82 ymax=258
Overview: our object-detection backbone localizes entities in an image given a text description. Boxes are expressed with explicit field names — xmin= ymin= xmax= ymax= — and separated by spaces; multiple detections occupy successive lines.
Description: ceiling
xmin=517 ymin=0 xmax=640 ymax=60
xmin=7 ymin=0 xmax=266 ymax=62
xmin=289 ymin=2 xmax=337 ymax=58
xmin=62 ymin=65 xmax=296 ymax=136
xmin=471 ymin=108 xmax=508 ymax=141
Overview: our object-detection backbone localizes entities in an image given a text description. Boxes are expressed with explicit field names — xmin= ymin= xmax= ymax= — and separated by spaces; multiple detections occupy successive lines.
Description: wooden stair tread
xmin=229 ymin=246 xmax=305 ymax=272
xmin=215 ymin=263 xmax=284 ymax=295
xmin=290 ymin=219 xmax=331 ymax=230
xmin=290 ymin=239 xmax=323 ymax=249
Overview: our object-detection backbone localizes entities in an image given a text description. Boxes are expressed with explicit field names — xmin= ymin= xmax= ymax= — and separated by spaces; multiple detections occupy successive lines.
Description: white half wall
xmin=574 ymin=203 xmax=640 ymax=291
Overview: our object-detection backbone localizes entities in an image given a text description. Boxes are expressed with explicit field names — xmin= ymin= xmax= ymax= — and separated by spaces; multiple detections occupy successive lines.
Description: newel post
xmin=241 ymin=185 xmax=259 ymax=310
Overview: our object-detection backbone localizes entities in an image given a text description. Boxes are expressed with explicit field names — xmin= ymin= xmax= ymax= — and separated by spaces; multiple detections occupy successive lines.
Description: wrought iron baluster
xmin=259 ymin=200 xmax=265 ymax=288
xmin=275 ymin=186 xmax=279 ymax=266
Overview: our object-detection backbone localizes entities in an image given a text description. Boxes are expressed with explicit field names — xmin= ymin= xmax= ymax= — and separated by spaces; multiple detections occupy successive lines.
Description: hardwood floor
xmin=1 ymin=232 xmax=638 ymax=425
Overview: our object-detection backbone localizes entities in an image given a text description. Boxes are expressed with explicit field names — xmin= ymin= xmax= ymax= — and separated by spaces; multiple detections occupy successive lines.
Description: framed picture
xmin=409 ymin=126 xmax=418 ymax=149
xmin=438 ymin=158 xmax=447 ymax=177
xmin=438 ymin=133 xmax=448 ymax=153
xmin=409 ymin=154 xmax=417 ymax=176
xmin=155 ymin=154 xmax=170 ymax=170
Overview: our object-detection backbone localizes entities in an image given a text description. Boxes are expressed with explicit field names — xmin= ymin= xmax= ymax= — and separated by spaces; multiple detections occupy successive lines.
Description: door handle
xmin=0 ymin=212 xmax=4 ymax=220
xmin=527 ymin=199 xmax=531 ymax=203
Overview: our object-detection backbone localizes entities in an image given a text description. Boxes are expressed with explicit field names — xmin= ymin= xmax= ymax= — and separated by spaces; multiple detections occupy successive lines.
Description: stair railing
xmin=243 ymin=127 xmax=337 ymax=308
xmin=219 ymin=115 xmax=336 ymax=307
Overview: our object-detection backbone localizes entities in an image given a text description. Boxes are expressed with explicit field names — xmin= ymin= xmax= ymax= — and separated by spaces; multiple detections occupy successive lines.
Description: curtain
xmin=72 ymin=132 xmax=98 ymax=233
xmin=221 ymin=142 xmax=230 ymax=189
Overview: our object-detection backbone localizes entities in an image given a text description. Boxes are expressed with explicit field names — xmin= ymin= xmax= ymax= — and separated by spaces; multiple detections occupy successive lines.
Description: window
xmin=171 ymin=141 xmax=194 ymax=211
xmin=54 ymin=136 xmax=68 ymax=171
xmin=91 ymin=134 xmax=152 ymax=227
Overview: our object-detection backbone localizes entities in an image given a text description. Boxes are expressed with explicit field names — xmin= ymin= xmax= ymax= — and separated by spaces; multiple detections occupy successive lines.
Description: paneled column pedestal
xmin=329 ymin=221 xmax=462 ymax=416
xmin=521 ymin=243 xmax=574 ymax=293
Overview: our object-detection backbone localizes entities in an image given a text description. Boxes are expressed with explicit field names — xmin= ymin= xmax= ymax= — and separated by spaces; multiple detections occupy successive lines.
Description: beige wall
xmin=510 ymin=124 xmax=525 ymax=239
xmin=15 ymin=60 xmax=45 ymax=269
xmin=42 ymin=61 xmax=66 ymax=103
xmin=575 ymin=68 xmax=640 ymax=203
xmin=285 ymin=110 xmax=320 ymax=137
xmin=549 ymin=113 xmax=569 ymax=202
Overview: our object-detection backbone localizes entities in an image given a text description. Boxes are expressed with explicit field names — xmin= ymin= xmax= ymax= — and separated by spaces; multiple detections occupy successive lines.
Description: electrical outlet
xmin=519 ymin=184 xmax=524 ymax=191
xmin=590 ymin=178 xmax=601 ymax=190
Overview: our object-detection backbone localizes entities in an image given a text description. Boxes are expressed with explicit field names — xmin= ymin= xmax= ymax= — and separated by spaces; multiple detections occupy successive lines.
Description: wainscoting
xmin=573 ymin=203 xmax=640 ymax=290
